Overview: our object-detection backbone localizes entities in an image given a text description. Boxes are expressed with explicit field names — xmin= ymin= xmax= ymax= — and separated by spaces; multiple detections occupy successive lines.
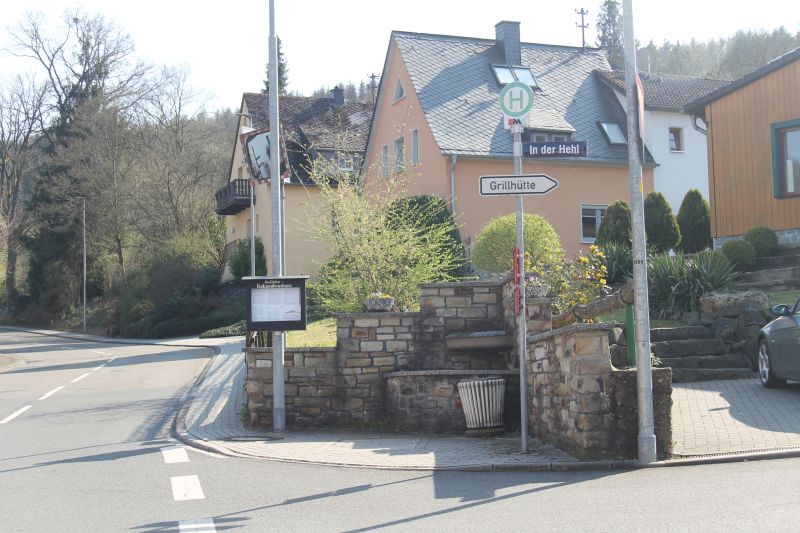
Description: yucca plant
xmin=600 ymin=241 xmax=632 ymax=284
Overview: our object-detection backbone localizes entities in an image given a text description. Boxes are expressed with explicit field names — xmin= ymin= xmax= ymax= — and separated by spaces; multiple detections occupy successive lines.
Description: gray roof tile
xmin=393 ymin=31 xmax=648 ymax=165
xmin=594 ymin=70 xmax=730 ymax=111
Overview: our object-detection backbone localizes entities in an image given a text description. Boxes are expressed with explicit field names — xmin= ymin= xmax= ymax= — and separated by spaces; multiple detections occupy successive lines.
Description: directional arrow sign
xmin=479 ymin=174 xmax=559 ymax=196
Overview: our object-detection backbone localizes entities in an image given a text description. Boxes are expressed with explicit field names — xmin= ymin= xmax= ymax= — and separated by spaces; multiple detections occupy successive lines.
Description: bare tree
xmin=0 ymin=75 xmax=49 ymax=301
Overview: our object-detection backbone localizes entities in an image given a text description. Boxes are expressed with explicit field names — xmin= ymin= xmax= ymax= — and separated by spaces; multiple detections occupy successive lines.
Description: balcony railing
xmin=215 ymin=179 xmax=252 ymax=215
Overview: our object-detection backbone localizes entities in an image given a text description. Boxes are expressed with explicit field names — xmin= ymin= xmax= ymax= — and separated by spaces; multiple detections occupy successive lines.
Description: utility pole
xmin=81 ymin=197 xmax=86 ymax=333
xmin=622 ymin=0 xmax=657 ymax=465
xmin=512 ymin=120 xmax=529 ymax=454
xmin=576 ymin=8 xmax=589 ymax=52
xmin=368 ymin=73 xmax=379 ymax=107
xmin=269 ymin=0 xmax=286 ymax=432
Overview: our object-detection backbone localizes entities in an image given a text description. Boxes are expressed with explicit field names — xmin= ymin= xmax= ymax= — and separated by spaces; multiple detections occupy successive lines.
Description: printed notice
xmin=251 ymin=286 xmax=302 ymax=322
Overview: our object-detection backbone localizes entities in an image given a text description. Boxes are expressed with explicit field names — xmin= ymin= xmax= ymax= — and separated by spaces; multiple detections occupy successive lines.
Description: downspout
xmin=450 ymin=154 xmax=458 ymax=216
xmin=691 ymin=114 xmax=707 ymax=136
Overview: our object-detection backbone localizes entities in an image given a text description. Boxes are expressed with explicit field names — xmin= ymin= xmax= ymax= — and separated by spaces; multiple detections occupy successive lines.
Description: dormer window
xmin=599 ymin=122 xmax=626 ymax=145
xmin=492 ymin=65 xmax=538 ymax=88
xmin=528 ymin=130 xmax=572 ymax=142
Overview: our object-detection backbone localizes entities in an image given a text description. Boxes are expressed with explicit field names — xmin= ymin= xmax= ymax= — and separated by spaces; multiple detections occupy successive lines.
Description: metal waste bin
xmin=457 ymin=378 xmax=505 ymax=436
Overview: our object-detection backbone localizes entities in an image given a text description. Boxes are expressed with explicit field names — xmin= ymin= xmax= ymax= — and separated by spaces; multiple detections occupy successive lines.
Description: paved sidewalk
xmin=177 ymin=341 xmax=800 ymax=470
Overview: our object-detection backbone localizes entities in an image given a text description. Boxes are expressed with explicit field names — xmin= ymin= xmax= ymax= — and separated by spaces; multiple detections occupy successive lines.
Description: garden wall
xmin=527 ymin=323 xmax=672 ymax=460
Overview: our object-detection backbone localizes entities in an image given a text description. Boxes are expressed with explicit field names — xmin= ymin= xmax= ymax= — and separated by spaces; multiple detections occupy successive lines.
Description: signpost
xmin=523 ymin=140 xmax=587 ymax=157
xmin=479 ymin=174 xmax=558 ymax=196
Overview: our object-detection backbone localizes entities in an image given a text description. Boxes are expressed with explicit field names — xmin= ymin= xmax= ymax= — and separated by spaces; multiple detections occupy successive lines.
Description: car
xmin=758 ymin=297 xmax=800 ymax=387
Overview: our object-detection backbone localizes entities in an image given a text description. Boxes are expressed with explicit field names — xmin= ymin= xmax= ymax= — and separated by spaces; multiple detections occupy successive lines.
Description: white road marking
xmin=108 ymin=357 xmax=116 ymax=362
xmin=170 ymin=475 xmax=205 ymax=501
xmin=92 ymin=350 xmax=106 ymax=355
xmin=161 ymin=445 xmax=190 ymax=464
xmin=1 ymin=405 xmax=32 ymax=424
xmin=39 ymin=386 xmax=65 ymax=400
xmin=179 ymin=519 xmax=216 ymax=532
xmin=93 ymin=363 xmax=106 ymax=371
xmin=71 ymin=372 xmax=91 ymax=383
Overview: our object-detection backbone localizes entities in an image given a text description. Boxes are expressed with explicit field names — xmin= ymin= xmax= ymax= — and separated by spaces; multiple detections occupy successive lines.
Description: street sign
xmin=523 ymin=140 xmax=587 ymax=157
xmin=498 ymin=82 xmax=534 ymax=118
xmin=479 ymin=174 xmax=559 ymax=196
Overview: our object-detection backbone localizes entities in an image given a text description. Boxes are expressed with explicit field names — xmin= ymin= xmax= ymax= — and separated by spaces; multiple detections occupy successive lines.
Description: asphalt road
xmin=2 ymin=329 xmax=800 ymax=532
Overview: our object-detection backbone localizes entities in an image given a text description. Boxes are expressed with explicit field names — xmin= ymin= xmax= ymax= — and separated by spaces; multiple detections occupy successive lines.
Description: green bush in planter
xmin=744 ymin=226 xmax=779 ymax=257
xmin=721 ymin=239 xmax=757 ymax=270
xmin=677 ymin=189 xmax=712 ymax=253
xmin=472 ymin=213 xmax=562 ymax=273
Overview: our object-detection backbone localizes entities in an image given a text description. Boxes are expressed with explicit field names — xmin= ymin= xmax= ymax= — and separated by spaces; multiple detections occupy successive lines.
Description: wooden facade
xmin=703 ymin=57 xmax=800 ymax=239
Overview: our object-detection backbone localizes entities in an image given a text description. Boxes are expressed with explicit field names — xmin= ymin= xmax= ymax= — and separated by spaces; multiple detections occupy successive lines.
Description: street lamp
xmin=77 ymin=196 xmax=86 ymax=333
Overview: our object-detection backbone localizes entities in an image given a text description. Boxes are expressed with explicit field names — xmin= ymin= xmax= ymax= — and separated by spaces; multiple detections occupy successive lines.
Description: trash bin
xmin=457 ymin=378 xmax=505 ymax=436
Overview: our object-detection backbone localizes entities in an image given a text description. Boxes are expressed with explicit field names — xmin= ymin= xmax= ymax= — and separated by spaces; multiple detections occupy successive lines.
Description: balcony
xmin=215 ymin=179 xmax=253 ymax=215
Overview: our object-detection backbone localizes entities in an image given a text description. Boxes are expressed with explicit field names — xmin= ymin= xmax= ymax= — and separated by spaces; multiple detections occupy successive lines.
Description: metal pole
xmin=623 ymin=0 xmax=656 ymax=465
xmin=513 ymin=122 xmax=529 ymax=453
xmin=269 ymin=0 xmax=286 ymax=432
xmin=82 ymin=197 xmax=86 ymax=333
xmin=250 ymin=185 xmax=255 ymax=277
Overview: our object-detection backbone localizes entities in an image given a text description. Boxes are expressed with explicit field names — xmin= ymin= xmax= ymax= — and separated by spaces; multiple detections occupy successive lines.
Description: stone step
xmin=754 ymin=253 xmax=800 ymax=270
xmin=740 ymin=266 xmax=800 ymax=284
xmin=658 ymin=353 xmax=751 ymax=370
xmin=671 ymin=368 xmax=756 ymax=383
xmin=736 ymin=278 xmax=800 ymax=292
xmin=649 ymin=326 xmax=712 ymax=342
xmin=772 ymin=245 xmax=800 ymax=257
xmin=651 ymin=338 xmax=728 ymax=358
xmin=445 ymin=330 xmax=513 ymax=350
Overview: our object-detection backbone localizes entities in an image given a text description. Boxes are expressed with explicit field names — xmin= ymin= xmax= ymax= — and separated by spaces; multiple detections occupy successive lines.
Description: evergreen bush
xmin=596 ymin=200 xmax=631 ymax=246
xmin=229 ymin=237 xmax=267 ymax=279
xmin=471 ymin=213 xmax=562 ymax=273
xmin=721 ymin=239 xmax=757 ymax=270
xmin=676 ymin=189 xmax=712 ymax=253
xmin=644 ymin=192 xmax=681 ymax=252
xmin=744 ymin=226 xmax=779 ymax=257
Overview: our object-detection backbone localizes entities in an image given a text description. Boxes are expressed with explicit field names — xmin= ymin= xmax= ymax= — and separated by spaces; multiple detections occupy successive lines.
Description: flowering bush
xmin=527 ymin=245 xmax=609 ymax=315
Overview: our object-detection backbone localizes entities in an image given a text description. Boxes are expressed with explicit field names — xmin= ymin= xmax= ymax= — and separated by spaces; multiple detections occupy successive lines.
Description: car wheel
xmin=758 ymin=340 xmax=786 ymax=388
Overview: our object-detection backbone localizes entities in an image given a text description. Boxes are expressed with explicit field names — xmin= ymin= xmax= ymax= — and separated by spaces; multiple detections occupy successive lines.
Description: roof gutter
xmin=691 ymin=114 xmax=707 ymax=136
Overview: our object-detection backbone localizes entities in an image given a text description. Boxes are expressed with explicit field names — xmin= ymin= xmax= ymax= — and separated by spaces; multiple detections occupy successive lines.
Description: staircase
xmin=738 ymin=245 xmax=800 ymax=292
xmin=616 ymin=325 xmax=754 ymax=383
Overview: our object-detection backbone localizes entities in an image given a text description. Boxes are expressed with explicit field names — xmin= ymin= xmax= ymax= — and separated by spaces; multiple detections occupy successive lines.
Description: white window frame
xmin=669 ymin=127 xmax=683 ymax=152
xmin=411 ymin=129 xmax=419 ymax=165
xmin=492 ymin=65 xmax=538 ymax=88
xmin=580 ymin=204 xmax=608 ymax=244
xmin=599 ymin=122 xmax=626 ymax=145
xmin=381 ymin=145 xmax=388 ymax=178
xmin=394 ymin=136 xmax=405 ymax=172
xmin=393 ymin=79 xmax=405 ymax=102
xmin=338 ymin=155 xmax=354 ymax=172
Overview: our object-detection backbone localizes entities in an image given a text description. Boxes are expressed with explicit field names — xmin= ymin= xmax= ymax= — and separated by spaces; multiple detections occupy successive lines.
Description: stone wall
xmin=527 ymin=323 xmax=673 ymax=460
xmin=610 ymin=368 xmax=673 ymax=459
xmin=714 ymin=229 xmax=800 ymax=248
xmin=385 ymin=370 xmax=519 ymax=433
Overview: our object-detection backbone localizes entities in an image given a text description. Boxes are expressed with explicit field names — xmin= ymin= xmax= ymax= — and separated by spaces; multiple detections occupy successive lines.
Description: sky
xmin=1 ymin=0 xmax=797 ymax=111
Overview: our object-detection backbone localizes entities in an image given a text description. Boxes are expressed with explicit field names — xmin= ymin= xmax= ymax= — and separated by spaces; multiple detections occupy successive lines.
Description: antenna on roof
xmin=576 ymin=8 xmax=589 ymax=52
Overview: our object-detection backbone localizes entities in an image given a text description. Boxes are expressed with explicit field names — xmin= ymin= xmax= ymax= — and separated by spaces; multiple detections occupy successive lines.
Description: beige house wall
xmin=365 ymin=38 xmax=654 ymax=258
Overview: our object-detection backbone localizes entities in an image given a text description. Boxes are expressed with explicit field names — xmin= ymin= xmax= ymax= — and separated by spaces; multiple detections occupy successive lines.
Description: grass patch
xmin=287 ymin=317 xmax=336 ymax=347
xmin=767 ymin=289 xmax=800 ymax=306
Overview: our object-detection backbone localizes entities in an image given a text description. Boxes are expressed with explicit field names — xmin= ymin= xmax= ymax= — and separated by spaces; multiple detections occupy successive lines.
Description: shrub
xmin=644 ymin=192 xmax=681 ymax=252
xmin=194 ymin=266 xmax=222 ymax=297
xmin=229 ymin=237 xmax=267 ymax=279
xmin=744 ymin=226 xmax=779 ymax=257
xmin=535 ymin=245 xmax=608 ymax=315
xmin=600 ymin=241 xmax=632 ymax=284
xmin=596 ymin=200 xmax=632 ymax=246
xmin=648 ymin=250 xmax=737 ymax=318
xmin=676 ymin=189 xmax=712 ymax=253
xmin=721 ymin=239 xmax=757 ymax=270
xmin=472 ymin=213 xmax=562 ymax=273
xmin=388 ymin=195 xmax=467 ymax=278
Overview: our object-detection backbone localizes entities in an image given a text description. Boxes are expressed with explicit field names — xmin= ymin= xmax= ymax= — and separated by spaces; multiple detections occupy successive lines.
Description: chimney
xmin=330 ymin=86 xmax=344 ymax=107
xmin=495 ymin=21 xmax=521 ymax=65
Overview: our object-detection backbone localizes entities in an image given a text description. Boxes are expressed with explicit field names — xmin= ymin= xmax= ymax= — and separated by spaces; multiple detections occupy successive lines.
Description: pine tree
xmin=596 ymin=0 xmax=624 ymax=70
xmin=263 ymin=37 xmax=289 ymax=95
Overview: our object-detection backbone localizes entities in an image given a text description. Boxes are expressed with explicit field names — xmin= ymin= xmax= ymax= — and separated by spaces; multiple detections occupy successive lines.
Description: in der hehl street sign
xmin=479 ymin=174 xmax=559 ymax=196
xmin=523 ymin=140 xmax=587 ymax=157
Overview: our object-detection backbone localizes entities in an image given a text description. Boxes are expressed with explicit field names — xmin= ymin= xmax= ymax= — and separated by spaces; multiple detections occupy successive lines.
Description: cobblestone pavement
xmin=671 ymin=378 xmax=800 ymax=457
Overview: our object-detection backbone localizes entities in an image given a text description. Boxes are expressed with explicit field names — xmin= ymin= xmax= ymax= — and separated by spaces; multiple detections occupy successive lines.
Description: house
xmin=363 ymin=21 xmax=656 ymax=258
xmin=685 ymin=47 xmax=800 ymax=248
xmin=215 ymin=89 xmax=373 ymax=280
xmin=595 ymin=70 xmax=728 ymax=211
